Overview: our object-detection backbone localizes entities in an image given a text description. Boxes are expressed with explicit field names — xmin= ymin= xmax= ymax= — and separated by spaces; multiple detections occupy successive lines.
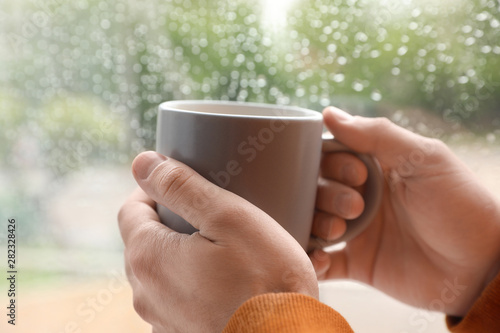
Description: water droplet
xmin=352 ymin=81 xmax=364 ymax=92
xmin=100 ymin=19 xmax=111 ymax=30
xmin=332 ymin=73 xmax=345 ymax=83
xmin=370 ymin=50 xmax=381 ymax=58
xmin=462 ymin=25 xmax=473 ymax=33
xmin=458 ymin=76 xmax=469 ymax=84
xmin=327 ymin=44 xmax=337 ymax=53
xmin=482 ymin=45 xmax=492 ymax=53
xmin=371 ymin=90 xmax=382 ymax=101
xmin=464 ymin=37 xmax=476 ymax=46
xmin=295 ymin=87 xmax=305 ymax=97
xmin=397 ymin=46 xmax=408 ymax=56
xmin=476 ymin=12 xmax=489 ymax=21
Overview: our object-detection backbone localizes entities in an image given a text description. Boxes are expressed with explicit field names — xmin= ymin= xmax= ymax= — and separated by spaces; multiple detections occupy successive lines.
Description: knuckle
xmin=132 ymin=295 xmax=149 ymax=321
xmin=126 ymin=225 xmax=170 ymax=282
xmin=156 ymin=165 xmax=194 ymax=204
xmin=126 ymin=237 xmax=153 ymax=280
xmin=219 ymin=204 xmax=250 ymax=221
xmin=426 ymin=137 xmax=447 ymax=152
xmin=422 ymin=137 xmax=451 ymax=160
xmin=204 ymin=203 xmax=248 ymax=231
xmin=117 ymin=203 xmax=128 ymax=226
xmin=366 ymin=117 xmax=397 ymax=151
xmin=371 ymin=116 xmax=394 ymax=129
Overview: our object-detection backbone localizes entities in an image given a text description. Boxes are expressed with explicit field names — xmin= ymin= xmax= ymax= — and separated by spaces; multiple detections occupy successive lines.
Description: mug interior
xmin=160 ymin=100 xmax=322 ymax=120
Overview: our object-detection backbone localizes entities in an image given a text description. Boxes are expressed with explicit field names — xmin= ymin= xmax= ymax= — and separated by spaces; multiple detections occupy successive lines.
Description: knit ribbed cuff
xmin=446 ymin=271 xmax=500 ymax=333
xmin=223 ymin=293 xmax=354 ymax=333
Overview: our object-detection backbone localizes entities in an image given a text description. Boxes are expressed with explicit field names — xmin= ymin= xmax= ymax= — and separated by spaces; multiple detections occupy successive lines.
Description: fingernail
xmin=335 ymin=192 xmax=353 ymax=218
xmin=326 ymin=107 xmax=353 ymax=121
xmin=311 ymin=250 xmax=329 ymax=276
xmin=134 ymin=151 xmax=168 ymax=180
xmin=313 ymin=249 xmax=329 ymax=262
xmin=341 ymin=164 xmax=358 ymax=184
xmin=320 ymin=218 xmax=333 ymax=239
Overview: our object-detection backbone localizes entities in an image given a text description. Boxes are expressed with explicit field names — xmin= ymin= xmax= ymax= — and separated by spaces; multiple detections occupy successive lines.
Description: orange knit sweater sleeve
xmin=223 ymin=293 xmax=353 ymax=333
xmin=446 ymin=271 xmax=500 ymax=333
xmin=224 ymin=272 xmax=500 ymax=333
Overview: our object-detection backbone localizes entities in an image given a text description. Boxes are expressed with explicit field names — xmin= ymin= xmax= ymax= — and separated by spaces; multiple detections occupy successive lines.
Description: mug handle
xmin=308 ymin=133 xmax=384 ymax=250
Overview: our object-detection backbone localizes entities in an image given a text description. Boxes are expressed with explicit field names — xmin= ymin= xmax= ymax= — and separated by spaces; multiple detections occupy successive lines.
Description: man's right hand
xmin=310 ymin=107 xmax=500 ymax=316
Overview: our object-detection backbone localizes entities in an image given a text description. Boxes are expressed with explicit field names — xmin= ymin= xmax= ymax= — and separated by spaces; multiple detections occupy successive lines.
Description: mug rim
xmin=159 ymin=100 xmax=323 ymax=120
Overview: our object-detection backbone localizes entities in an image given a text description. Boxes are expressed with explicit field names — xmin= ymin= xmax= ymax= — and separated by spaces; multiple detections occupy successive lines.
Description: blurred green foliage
xmin=0 ymin=91 xmax=26 ymax=159
xmin=286 ymin=0 xmax=500 ymax=127
xmin=0 ymin=0 xmax=498 ymax=262
xmin=1 ymin=0 xmax=499 ymax=169
xmin=164 ymin=0 xmax=296 ymax=102
xmin=40 ymin=94 xmax=124 ymax=176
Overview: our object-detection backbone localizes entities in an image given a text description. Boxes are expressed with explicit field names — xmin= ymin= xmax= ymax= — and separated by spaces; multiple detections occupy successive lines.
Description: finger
xmin=309 ymin=249 xmax=348 ymax=280
xmin=132 ymin=152 xmax=221 ymax=231
xmin=132 ymin=151 xmax=261 ymax=235
xmin=131 ymin=284 xmax=155 ymax=324
xmin=321 ymin=152 xmax=368 ymax=186
xmin=124 ymin=251 xmax=141 ymax=292
xmin=323 ymin=107 xmax=434 ymax=169
xmin=311 ymin=211 xmax=346 ymax=241
xmin=118 ymin=187 xmax=167 ymax=246
xmin=316 ymin=178 xmax=364 ymax=220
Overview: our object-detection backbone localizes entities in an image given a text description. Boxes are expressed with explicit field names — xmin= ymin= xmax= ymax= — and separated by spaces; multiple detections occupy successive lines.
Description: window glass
xmin=0 ymin=0 xmax=498 ymax=331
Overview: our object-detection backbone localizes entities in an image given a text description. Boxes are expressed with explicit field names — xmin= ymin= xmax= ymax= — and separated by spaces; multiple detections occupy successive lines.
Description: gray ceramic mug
xmin=156 ymin=100 xmax=383 ymax=250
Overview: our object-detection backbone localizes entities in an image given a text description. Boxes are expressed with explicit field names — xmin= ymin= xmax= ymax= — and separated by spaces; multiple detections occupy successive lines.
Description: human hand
xmin=118 ymin=152 xmax=318 ymax=332
xmin=310 ymin=107 xmax=500 ymax=316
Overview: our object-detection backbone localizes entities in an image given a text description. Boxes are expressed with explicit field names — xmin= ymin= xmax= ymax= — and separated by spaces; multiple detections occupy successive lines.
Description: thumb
xmin=323 ymin=107 xmax=434 ymax=168
xmin=131 ymin=151 xmax=233 ymax=232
